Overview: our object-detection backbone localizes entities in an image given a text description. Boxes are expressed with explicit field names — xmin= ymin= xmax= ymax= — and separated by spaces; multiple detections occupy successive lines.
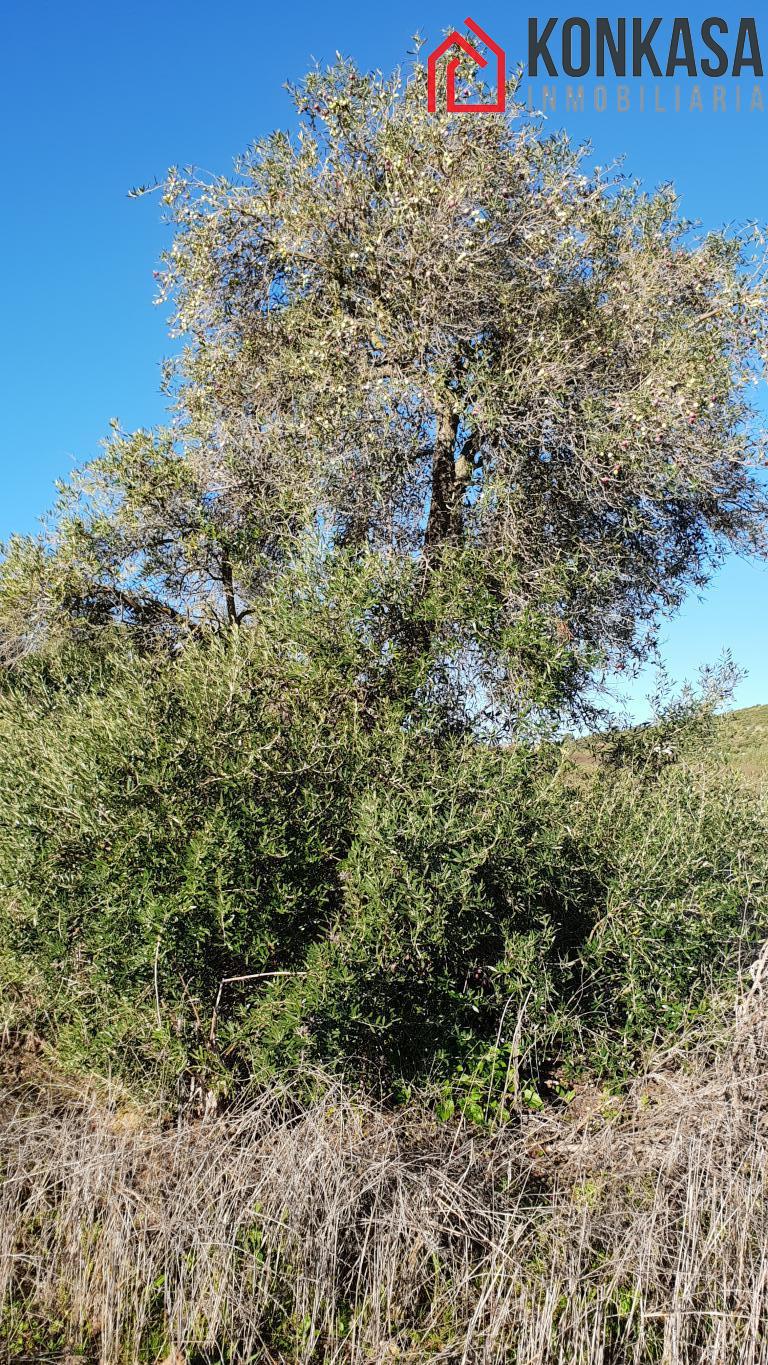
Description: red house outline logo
xmin=427 ymin=17 xmax=506 ymax=114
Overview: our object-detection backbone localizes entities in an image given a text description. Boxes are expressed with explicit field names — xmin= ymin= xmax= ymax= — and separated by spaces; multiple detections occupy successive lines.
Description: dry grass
xmin=3 ymin=960 xmax=768 ymax=1363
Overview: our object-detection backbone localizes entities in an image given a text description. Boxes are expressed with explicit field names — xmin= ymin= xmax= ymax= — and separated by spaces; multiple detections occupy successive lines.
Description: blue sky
xmin=1 ymin=0 xmax=766 ymax=716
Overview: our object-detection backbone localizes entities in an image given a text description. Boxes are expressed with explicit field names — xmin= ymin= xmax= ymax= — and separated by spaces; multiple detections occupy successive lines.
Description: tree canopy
xmin=2 ymin=55 xmax=767 ymax=725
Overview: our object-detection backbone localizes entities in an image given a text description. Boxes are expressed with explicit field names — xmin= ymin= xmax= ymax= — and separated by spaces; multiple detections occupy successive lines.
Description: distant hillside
xmin=568 ymin=704 xmax=768 ymax=788
xmin=718 ymin=704 xmax=768 ymax=787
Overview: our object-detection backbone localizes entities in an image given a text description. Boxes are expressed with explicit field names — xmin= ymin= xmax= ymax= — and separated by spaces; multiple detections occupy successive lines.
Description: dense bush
xmin=572 ymin=756 xmax=768 ymax=1077
xmin=0 ymin=629 xmax=568 ymax=1103
xmin=1 ymin=574 xmax=766 ymax=1112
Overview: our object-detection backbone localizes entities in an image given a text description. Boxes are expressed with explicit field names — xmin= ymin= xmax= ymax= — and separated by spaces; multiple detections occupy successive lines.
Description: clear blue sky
xmin=1 ymin=0 xmax=766 ymax=716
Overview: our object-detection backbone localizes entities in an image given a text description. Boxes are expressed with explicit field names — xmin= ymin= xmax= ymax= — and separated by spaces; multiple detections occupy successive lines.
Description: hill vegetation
xmin=570 ymin=701 xmax=768 ymax=789
xmin=720 ymin=703 xmax=768 ymax=785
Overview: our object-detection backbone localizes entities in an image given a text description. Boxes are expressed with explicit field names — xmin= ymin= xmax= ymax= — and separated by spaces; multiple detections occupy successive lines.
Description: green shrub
xmin=1 ymin=597 xmax=766 ymax=1107
xmin=0 ymin=628 xmax=572 ymax=1099
xmin=570 ymin=748 xmax=768 ymax=1074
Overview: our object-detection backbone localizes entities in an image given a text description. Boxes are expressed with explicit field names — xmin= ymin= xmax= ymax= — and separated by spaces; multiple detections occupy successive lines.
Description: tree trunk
xmin=424 ymin=410 xmax=467 ymax=558
xmin=221 ymin=557 xmax=238 ymax=626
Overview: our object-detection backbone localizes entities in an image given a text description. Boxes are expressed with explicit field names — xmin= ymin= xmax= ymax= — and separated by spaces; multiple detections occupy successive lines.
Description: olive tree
xmin=2 ymin=54 xmax=767 ymax=722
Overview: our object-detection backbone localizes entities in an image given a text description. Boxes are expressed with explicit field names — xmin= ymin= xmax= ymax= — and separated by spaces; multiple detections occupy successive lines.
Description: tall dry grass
xmin=2 ymin=960 xmax=768 ymax=1362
